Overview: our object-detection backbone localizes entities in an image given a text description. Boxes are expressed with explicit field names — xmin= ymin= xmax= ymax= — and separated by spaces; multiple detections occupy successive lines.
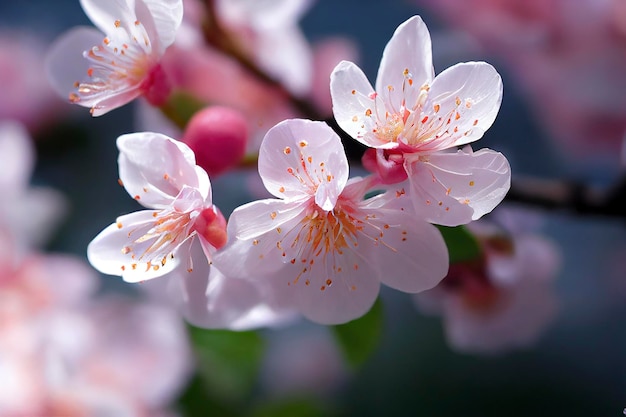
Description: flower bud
xmin=182 ymin=106 xmax=248 ymax=177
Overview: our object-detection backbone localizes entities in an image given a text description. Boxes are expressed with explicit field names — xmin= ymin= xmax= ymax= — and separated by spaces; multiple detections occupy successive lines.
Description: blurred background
xmin=0 ymin=0 xmax=625 ymax=416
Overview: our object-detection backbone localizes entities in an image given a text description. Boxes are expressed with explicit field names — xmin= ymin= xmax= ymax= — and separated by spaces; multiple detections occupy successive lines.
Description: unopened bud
xmin=183 ymin=106 xmax=248 ymax=177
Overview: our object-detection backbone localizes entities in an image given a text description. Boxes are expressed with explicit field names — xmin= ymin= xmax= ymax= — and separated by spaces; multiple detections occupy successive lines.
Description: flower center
xmin=69 ymin=19 xmax=156 ymax=111
xmin=120 ymin=209 xmax=194 ymax=273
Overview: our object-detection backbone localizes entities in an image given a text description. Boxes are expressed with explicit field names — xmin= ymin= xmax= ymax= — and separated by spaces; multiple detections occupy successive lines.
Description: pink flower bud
xmin=182 ymin=106 xmax=248 ymax=178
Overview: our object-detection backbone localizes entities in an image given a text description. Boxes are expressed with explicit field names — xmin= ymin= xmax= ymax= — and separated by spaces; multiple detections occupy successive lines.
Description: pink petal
xmin=424 ymin=61 xmax=503 ymax=150
xmin=258 ymin=119 xmax=348 ymax=206
xmin=87 ymin=210 xmax=185 ymax=281
xmin=359 ymin=208 xmax=449 ymax=293
xmin=330 ymin=60 xmax=394 ymax=148
xmin=405 ymin=147 xmax=511 ymax=226
xmin=117 ymin=132 xmax=204 ymax=208
xmin=375 ymin=16 xmax=435 ymax=114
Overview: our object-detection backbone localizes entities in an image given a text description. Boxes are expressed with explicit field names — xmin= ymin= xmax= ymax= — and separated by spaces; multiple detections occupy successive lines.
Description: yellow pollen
xmin=114 ymin=20 xmax=121 ymax=28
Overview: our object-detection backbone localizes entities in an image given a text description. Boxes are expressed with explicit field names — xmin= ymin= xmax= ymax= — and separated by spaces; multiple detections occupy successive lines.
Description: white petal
xmin=87 ymin=210 xmax=184 ymax=280
xmin=213 ymin=201 xmax=309 ymax=279
xmin=276 ymin=246 xmax=381 ymax=325
xmin=330 ymin=60 xmax=394 ymax=148
xmin=171 ymin=253 xmax=296 ymax=330
xmin=405 ymin=147 xmax=511 ymax=226
xmin=226 ymin=199 xmax=308 ymax=240
xmin=136 ymin=0 xmax=183 ymax=51
xmin=358 ymin=208 xmax=448 ymax=293
xmin=117 ymin=132 xmax=202 ymax=208
xmin=0 ymin=121 xmax=34 ymax=194
xmin=375 ymin=16 xmax=435 ymax=113
xmin=44 ymin=26 xmax=105 ymax=102
xmin=79 ymin=0 xmax=136 ymax=39
xmin=259 ymin=119 xmax=348 ymax=206
xmin=424 ymin=61 xmax=503 ymax=149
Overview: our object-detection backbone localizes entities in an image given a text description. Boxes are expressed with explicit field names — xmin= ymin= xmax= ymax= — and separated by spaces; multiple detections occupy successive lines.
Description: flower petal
xmin=79 ymin=0 xmax=136 ymax=40
xmin=259 ymin=119 xmax=348 ymax=207
xmin=405 ymin=147 xmax=511 ymax=226
xmin=358 ymin=208 xmax=448 ymax=293
xmin=330 ymin=60 xmax=394 ymax=148
xmin=226 ymin=199 xmax=308 ymax=241
xmin=136 ymin=0 xmax=183 ymax=51
xmin=167 ymin=243 xmax=297 ymax=330
xmin=213 ymin=200 xmax=309 ymax=280
xmin=375 ymin=15 xmax=434 ymax=113
xmin=275 ymin=246 xmax=381 ymax=325
xmin=117 ymin=132 xmax=203 ymax=208
xmin=87 ymin=210 xmax=185 ymax=281
xmin=44 ymin=27 xmax=104 ymax=103
xmin=422 ymin=61 xmax=503 ymax=150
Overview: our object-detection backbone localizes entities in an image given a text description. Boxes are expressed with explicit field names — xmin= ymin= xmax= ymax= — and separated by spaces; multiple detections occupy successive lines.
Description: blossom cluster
xmin=47 ymin=0 xmax=511 ymax=326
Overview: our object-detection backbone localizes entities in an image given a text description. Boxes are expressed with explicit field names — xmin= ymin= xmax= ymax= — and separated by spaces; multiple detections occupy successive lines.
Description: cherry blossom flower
xmin=87 ymin=131 xmax=225 ymax=282
xmin=214 ymin=119 xmax=449 ymax=324
xmin=46 ymin=0 xmax=183 ymax=116
xmin=413 ymin=209 xmax=561 ymax=354
xmin=330 ymin=15 xmax=510 ymax=227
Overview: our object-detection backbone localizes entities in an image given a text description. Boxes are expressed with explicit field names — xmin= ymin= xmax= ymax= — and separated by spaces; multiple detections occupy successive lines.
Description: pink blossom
xmin=87 ymin=131 xmax=224 ymax=282
xmin=214 ymin=119 xmax=448 ymax=324
xmin=414 ymin=211 xmax=561 ymax=354
xmin=46 ymin=0 xmax=183 ymax=116
xmin=330 ymin=16 xmax=510 ymax=227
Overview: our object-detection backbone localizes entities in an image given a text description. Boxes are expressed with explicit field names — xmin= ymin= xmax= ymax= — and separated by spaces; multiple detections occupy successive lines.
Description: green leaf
xmin=436 ymin=225 xmax=482 ymax=263
xmin=188 ymin=326 xmax=265 ymax=406
xmin=331 ymin=298 xmax=384 ymax=368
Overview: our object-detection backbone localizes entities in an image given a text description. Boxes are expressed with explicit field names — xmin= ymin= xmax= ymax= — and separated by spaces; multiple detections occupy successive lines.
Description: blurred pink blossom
xmin=0 ymin=33 xmax=65 ymax=133
xmin=0 ymin=232 xmax=191 ymax=416
xmin=414 ymin=209 xmax=561 ymax=354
